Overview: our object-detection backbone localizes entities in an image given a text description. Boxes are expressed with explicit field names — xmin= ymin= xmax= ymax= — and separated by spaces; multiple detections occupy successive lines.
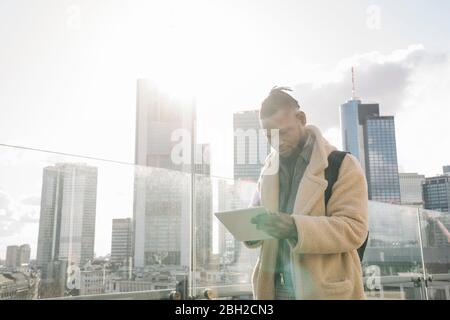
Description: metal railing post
xmin=416 ymin=208 xmax=429 ymax=300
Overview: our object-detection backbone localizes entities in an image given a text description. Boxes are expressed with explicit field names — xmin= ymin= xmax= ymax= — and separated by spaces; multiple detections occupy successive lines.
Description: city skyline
xmin=2 ymin=0 xmax=450 ymax=260
xmin=1 ymin=99 xmax=449 ymax=261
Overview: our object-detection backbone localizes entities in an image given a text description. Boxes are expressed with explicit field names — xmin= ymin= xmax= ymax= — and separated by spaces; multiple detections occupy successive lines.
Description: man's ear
xmin=295 ymin=110 xmax=306 ymax=126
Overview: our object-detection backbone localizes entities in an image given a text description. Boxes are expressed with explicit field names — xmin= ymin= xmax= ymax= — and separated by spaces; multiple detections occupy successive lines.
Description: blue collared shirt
xmin=275 ymin=131 xmax=315 ymax=289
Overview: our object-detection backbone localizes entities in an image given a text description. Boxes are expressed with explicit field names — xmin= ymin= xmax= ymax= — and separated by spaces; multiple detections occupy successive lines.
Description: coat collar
xmin=260 ymin=125 xmax=337 ymax=215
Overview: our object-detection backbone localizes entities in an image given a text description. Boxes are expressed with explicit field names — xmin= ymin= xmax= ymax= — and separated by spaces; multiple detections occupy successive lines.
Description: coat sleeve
xmin=288 ymin=154 xmax=368 ymax=254
xmin=243 ymin=178 xmax=263 ymax=249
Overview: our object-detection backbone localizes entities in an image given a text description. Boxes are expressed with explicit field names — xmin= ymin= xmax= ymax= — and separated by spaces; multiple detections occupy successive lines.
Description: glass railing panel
xmin=131 ymin=165 xmax=191 ymax=298
xmin=418 ymin=208 xmax=450 ymax=300
xmin=192 ymin=179 xmax=430 ymax=300
xmin=3 ymin=143 xmax=449 ymax=300
xmin=362 ymin=202 xmax=425 ymax=300
xmin=192 ymin=174 xmax=258 ymax=299
xmin=0 ymin=145 xmax=191 ymax=299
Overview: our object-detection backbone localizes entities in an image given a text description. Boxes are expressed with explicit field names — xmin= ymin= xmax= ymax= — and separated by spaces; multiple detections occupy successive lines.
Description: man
xmin=244 ymin=86 xmax=368 ymax=300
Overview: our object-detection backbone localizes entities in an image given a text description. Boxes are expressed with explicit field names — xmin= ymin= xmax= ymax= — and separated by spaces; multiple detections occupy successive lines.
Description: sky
xmin=1 ymin=0 xmax=450 ymax=258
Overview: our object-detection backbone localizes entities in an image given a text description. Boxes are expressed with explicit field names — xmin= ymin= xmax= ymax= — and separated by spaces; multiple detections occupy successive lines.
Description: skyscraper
xmin=133 ymin=79 xmax=196 ymax=268
xmin=5 ymin=245 xmax=19 ymax=268
xmin=194 ymin=143 xmax=211 ymax=175
xmin=399 ymin=173 xmax=425 ymax=206
xmin=19 ymin=244 xmax=31 ymax=266
xmin=36 ymin=163 xmax=98 ymax=268
xmin=422 ymin=168 xmax=450 ymax=249
xmin=422 ymin=175 xmax=450 ymax=213
xmin=111 ymin=218 xmax=133 ymax=266
xmin=135 ymin=79 xmax=196 ymax=172
xmin=5 ymin=244 xmax=31 ymax=268
xmin=194 ymin=177 xmax=212 ymax=268
xmin=193 ymin=144 xmax=213 ymax=268
xmin=233 ymin=110 xmax=270 ymax=182
xmin=340 ymin=99 xmax=401 ymax=203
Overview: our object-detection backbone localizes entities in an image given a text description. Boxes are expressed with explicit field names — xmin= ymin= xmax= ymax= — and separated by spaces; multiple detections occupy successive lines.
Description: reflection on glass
xmin=193 ymin=177 xmax=258 ymax=299
xmin=363 ymin=202 xmax=423 ymax=299
xmin=419 ymin=209 xmax=450 ymax=300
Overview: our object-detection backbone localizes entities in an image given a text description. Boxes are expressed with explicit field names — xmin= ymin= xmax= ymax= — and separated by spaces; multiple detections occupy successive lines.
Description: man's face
xmin=261 ymin=107 xmax=306 ymax=158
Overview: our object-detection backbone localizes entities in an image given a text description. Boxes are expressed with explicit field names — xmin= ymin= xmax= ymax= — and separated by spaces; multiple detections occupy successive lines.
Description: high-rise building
xmin=19 ymin=244 xmax=31 ymax=266
xmin=340 ymin=99 xmax=401 ymax=203
xmin=5 ymin=246 xmax=19 ymax=268
xmin=133 ymin=79 xmax=196 ymax=269
xmin=194 ymin=175 xmax=212 ymax=268
xmin=422 ymin=175 xmax=450 ymax=213
xmin=443 ymin=165 xmax=450 ymax=175
xmin=193 ymin=144 xmax=213 ymax=268
xmin=135 ymin=79 xmax=196 ymax=172
xmin=133 ymin=142 xmax=212 ymax=270
xmin=233 ymin=110 xmax=270 ymax=182
xmin=194 ymin=143 xmax=211 ymax=175
xmin=111 ymin=218 xmax=133 ymax=266
xmin=422 ymin=165 xmax=450 ymax=249
xmin=36 ymin=163 xmax=98 ymax=268
xmin=399 ymin=173 xmax=425 ymax=206
xmin=38 ymin=260 xmax=68 ymax=299
xmin=5 ymin=244 xmax=30 ymax=268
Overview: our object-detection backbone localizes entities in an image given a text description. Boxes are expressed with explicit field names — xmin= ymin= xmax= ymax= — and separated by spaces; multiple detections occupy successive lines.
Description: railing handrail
xmin=43 ymin=274 xmax=450 ymax=300
xmin=44 ymin=284 xmax=254 ymax=300
xmin=0 ymin=142 xmax=236 ymax=181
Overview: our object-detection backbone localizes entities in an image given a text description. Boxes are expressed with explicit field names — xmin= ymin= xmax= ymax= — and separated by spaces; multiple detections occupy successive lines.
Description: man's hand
xmin=251 ymin=212 xmax=298 ymax=240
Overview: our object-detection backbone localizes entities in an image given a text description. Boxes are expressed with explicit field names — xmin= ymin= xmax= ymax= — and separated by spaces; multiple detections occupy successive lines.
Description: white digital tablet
xmin=214 ymin=206 xmax=275 ymax=242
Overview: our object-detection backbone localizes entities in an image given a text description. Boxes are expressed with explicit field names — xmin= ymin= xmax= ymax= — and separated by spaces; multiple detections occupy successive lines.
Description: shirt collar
xmin=298 ymin=131 xmax=314 ymax=163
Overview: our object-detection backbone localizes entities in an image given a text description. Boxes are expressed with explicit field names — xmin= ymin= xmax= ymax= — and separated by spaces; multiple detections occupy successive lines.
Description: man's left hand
xmin=251 ymin=212 xmax=298 ymax=240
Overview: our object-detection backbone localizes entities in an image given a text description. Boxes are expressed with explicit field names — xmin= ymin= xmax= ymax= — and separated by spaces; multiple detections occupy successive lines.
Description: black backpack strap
xmin=324 ymin=150 xmax=349 ymax=213
xmin=324 ymin=150 xmax=369 ymax=262
xmin=357 ymin=233 xmax=369 ymax=262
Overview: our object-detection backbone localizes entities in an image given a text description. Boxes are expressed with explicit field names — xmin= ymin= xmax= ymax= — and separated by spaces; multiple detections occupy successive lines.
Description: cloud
xmin=292 ymin=44 xmax=447 ymax=129
xmin=19 ymin=194 xmax=41 ymax=206
xmin=291 ymin=44 xmax=450 ymax=175
xmin=0 ymin=189 xmax=40 ymax=238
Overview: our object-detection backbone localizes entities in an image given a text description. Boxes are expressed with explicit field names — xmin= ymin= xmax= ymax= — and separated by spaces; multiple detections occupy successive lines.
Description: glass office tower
xmin=423 ymin=175 xmax=450 ymax=213
xmin=340 ymin=99 xmax=401 ymax=204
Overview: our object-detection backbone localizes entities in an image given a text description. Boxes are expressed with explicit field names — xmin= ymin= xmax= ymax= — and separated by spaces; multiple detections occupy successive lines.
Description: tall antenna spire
xmin=351 ymin=66 xmax=356 ymax=99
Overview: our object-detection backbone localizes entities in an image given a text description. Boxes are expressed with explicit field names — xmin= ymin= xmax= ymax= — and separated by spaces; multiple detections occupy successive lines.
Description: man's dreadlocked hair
xmin=260 ymin=86 xmax=300 ymax=119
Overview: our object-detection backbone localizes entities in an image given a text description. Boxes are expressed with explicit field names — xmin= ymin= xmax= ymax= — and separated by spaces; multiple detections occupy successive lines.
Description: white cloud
xmin=322 ymin=127 xmax=342 ymax=150
xmin=19 ymin=194 xmax=41 ymax=206
xmin=0 ymin=189 xmax=40 ymax=259
xmin=292 ymin=44 xmax=450 ymax=176
xmin=0 ymin=189 xmax=39 ymax=238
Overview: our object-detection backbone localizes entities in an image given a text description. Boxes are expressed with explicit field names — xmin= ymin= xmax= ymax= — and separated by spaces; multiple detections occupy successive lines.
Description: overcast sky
xmin=1 ymin=0 xmax=450 ymax=258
